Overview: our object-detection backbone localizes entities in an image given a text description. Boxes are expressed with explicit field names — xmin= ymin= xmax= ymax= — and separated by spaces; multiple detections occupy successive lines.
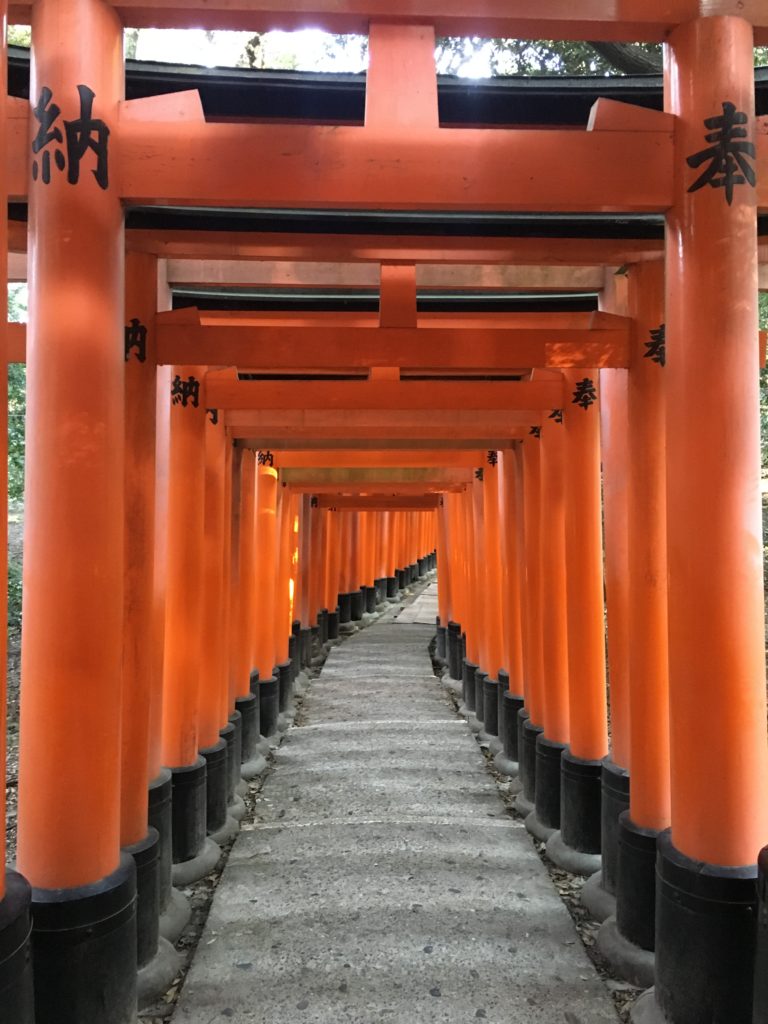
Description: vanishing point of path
xmin=174 ymin=596 xmax=619 ymax=1024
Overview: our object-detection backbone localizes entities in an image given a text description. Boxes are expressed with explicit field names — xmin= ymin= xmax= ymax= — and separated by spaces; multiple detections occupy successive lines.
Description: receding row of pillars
xmin=436 ymin=255 xmax=768 ymax=1024
xmin=2 ymin=246 xmax=437 ymax=1021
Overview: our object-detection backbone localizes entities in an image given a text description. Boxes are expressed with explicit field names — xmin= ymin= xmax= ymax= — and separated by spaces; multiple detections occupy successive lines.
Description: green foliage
xmin=7 ymin=286 xmax=26 ymax=502
xmin=7 ymin=25 xmax=31 ymax=47
xmin=7 ymin=556 xmax=22 ymax=631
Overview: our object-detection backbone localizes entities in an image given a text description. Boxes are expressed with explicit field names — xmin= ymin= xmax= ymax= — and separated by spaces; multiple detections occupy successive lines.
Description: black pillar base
xmin=259 ymin=674 xmax=280 ymax=738
xmin=237 ymin=687 xmax=261 ymax=762
xmin=652 ymin=830 xmax=757 ymax=1024
xmin=474 ymin=669 xmax=487 ymax=726
xmin=327 ymin=609 xmax=340 ymax=640
xmin=148 ymin=768 xmax=173 ymax=914
xmin=32 ymin=854 xmax=137 ymax=1024
xmin=386 ymin=576 xmax=398 ymax=599
xmin=515 ymin=713 xmax=540 ymax=816
xmin=447 ymin=621 xmax=462 ymax=680
xmin=364 ymin=585 xmax=377 ymax=614
xmin=462 ymin=659 xmax=478 ymax=712
xmin=200 ymin=739 xmax=228 ymax=835
xmin=409 ymin=562 xmax=419 ymax=581
xmin=0 ymin=870 xmax=34 ymax=1024
xmin=534 ymin=735 xmax=566 ymax=831
xmin=221 ymin=714 xmax=242 ymax=804
xmin=753 ymin=846 xmax=768 ymax=1021
xmin=501 ymin=691 xmax=525 ymax=763
xmin=435 ymin=617 xmax=447 ymax=662
xmin=287 ymin=634 xmax=298 ymax=681
xmin=277 ymin=660 xmax=292 ymax=714
xmin=124 ymin=827 xmax=160 ymax=970
xmin=171 ymin=756 xmax=207 ymax=863
xmin=318 ymin=609 xmax=329 ymax=645
xmin=351 ymin=589 xmax=365 ymax=621
xmin=338 ymin=591 xmax=352 ymax=623
xmin=616 ymin=812 xmax=657 ymax=952
xmin=396 ymin=568 xmax=406 ymax=590
xmin=374 ymin=577 xmax=387 ymax=604
xmin=560 ymin=750 xmax=603 ymax=855
xmin=601 ymin=758 xmax=631 ymax=897
xmin=483 ymin=677 xmax=500 ymax=737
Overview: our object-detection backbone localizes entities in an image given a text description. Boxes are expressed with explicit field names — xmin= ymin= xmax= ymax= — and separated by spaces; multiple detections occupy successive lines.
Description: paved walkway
xmin=174 ymin=613 xmax=619 ymax=1024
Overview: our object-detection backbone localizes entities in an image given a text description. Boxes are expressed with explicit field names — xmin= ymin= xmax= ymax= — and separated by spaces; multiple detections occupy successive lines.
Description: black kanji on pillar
xmin=124 ymin=318 xmax=147 ymax=363
xmin=644 ymin=324 xmax=666 ymax=367
xmin=571 ymin=378 xmax=597 ymax=410
xmin=548 ymin=409 xmax=564 ymax=424
xmin=686 ymin=101 xmax=756 ymax=206
xmin=258 ymin=450 xmax=274 ymax=467
xmin=529 ymin=426 xmax=541 ymax=438
xmin=207 ymin=408 xmax=219 ymax=425
xmin=32 ymin=84 xmax=110 ymax=190
xmin=487 ymin=450 xmax=498 ymax=466
xmin=171 ymin=375 xmax=200 ymax=408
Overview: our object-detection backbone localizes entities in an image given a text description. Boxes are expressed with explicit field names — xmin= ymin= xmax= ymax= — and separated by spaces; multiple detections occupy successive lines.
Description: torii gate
xmin=0 ymin=4 xmax=767 ymax=1024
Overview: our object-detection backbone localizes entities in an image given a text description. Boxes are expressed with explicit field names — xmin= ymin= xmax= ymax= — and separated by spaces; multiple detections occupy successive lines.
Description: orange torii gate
xmin=0 ymin=3 xmax=767 ymax=1024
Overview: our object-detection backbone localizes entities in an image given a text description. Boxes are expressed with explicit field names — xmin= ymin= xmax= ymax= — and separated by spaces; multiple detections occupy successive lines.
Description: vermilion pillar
xmin=17 ymin=1 xmax=136 ymax=1018
xmin=198 ymin=408 xmax=232 ymax=843
xmin=436 ymin=496 xmax=452 ymax=664
xmin=122 ymin=254 xmax=181 ymax=997
xmin=529 ymin=407 xmax=569 ymax=840
xmin=636 ymin=19 xmax=768 ymax=1024
xmin=479 ymin=455 xmax=505 ymax=751
xmin=597 ymin=260 xmax=669 ymax=977
xmin=494 ymin=447 xmax=525 ymax=779
xmin=467 ymin=474 xmax=486 ymax=731
xmin=547 ymin=370 xmax=607 ymax=874
xmin=0 ymin=0 xmax=33 ymax=1013
xmin=515 ymin=432 xmax=545 ymax=824
xmin=161 ymin=365 xmax=219 ymax=884
xmin=235 ymin=452 xmax=267 ymax=764
xmin=582 ymin=362 xmax=632 ymax=925
xmin=122 ymin=253 xmax=158 ymax=849
xmin=253 ymin=466 xmax=279 ymax=681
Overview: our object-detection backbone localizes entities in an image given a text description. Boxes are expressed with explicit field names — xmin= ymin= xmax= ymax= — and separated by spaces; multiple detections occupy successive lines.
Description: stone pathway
xmin=173 ymin=616 xmax=619 ymax=1024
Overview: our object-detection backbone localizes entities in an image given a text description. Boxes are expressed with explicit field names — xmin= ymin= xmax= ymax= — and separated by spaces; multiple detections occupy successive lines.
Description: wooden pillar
xmin=0 ymin=0 xmax=33 ymax=1013
xmin=499 ymin=448 xmax=524 ymax=696
xmin=548 ymin=369 xmax=607 ymax=868
xmin=638 ymin=19 xmax=768 ymax=1023
xmin=17 ymin=1 xmax=135 ymax=1017
xmin=532 ymin=407 xmax=569 ymax=837
xmin=121 ymin=253 xmax=158 ymax=847
xmin=482 ymin=455 xmax=505 ymax=682
xmin=599 ymin=259 xmax=669 ymax=963
xmin=236 ymin=451 xmax=256 ymax=691
xmin=253 ymin=465 xmax=279 ymax=680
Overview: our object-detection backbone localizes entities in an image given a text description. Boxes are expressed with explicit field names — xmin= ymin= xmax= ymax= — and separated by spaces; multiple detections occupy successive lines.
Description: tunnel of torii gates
xmin=5 ymin=3 xmax=768 ymax=1024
